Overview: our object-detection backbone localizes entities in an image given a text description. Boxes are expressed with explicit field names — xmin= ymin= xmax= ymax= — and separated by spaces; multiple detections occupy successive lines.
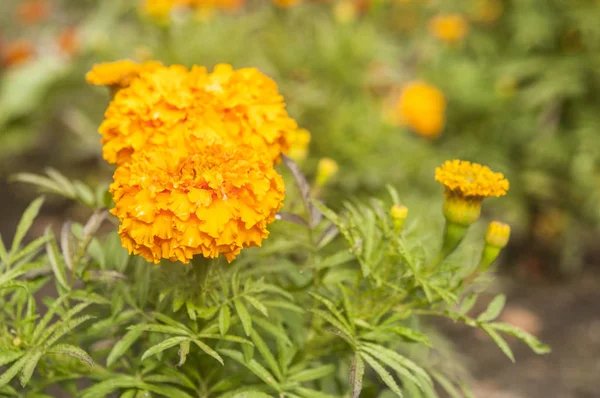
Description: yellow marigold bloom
xmin=110 ymin=144 xmax=285 ymax=264
xmin=436 ymin=160 xmax=508 ymax=226
xmin=92 ymin=61 xmax=298 ymax=165
xmin=273 ymin=0 xmax=302 ymax=8
xmin=316 ymin=158 xmax=339 ymax=186
xmin=435 ymin=160 xmax=509 ymax=199
xmin=86 ymin=60 xmax=162 ymax=89
xmin=397 ymin=81 xmax=446 ymax=138
xmin=485 ymin=221 xmax=510 ymax=248
xmin=428 ymin=13 xmax=469 ymax=44
xmin=287 ymin=128 xmax=311 ymax=162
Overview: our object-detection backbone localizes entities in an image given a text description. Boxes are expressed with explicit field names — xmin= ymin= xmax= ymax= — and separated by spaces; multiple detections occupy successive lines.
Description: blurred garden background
xmin=2 ymin=0 xmax=600 ymax=396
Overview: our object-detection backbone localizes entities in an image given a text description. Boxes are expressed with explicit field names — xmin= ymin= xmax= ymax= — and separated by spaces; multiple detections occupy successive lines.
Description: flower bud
xmin=390 ymin=205 xmax=408 ymax=232
xmin=485 ymin=221 xmax=510 ymax=248
xmin=442 ymin=195 xmax=482 ymax=227
xmin=316 ymin=158 xmax=339 ymax=187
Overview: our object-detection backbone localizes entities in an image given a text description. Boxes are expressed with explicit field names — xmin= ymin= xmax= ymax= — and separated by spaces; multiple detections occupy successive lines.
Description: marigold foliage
xmin=435 ymin=159 xmax=509 ymax=199
xmin=397 ymin=81 xmax=446 ymax=138
xmin=89 ymin=61 xmax=298 ymax=165
xmin=110 ymin=143 xmax=285 ymax=264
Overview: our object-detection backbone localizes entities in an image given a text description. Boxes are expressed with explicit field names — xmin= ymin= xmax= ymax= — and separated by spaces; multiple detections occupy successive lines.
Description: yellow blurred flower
xmin=86 ymin=60 xmax=162 ymax=89
xmin=110 ymin=143 xmax=285 ymax=264
xmin=397 ymin=81 xmax=446 ymax=138
xmin=436 ymin=160 xmax=509 ymax=226
xmin=287 ymin=128 xmax=311 ymax=162
xmin=89 ymin=61 xmax=298 ymax=165
xmin=485 ymin=221 xmax=510 ymax=248
xmin=390 ymin=204 xmax=408 ymax=232
xmin=316 ymin=158 xmax=339 ymax=186
xmin=142 ymin=0 xmax=245 ymax=20
xmin=273 ymin=0 xmax=303 ymax=8
xmin=428 ymin=13 xmax=469 ymax=44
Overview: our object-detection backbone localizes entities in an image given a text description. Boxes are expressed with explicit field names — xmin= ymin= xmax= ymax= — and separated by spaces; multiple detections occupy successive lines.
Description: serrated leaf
xmin=310 ymin=309 xmax=354 ymax=343
xmin=459 ymin=294 xmax=478 ymax=315
xmin=9 ymin=234 xmax=50 ymax=265
xmin=250 ymin=330 xmax=282 ymax=381
xmin=47 ymin=344 xmax=94 ymax=368
xmin=360 ymin=342 xmax=432 ymax=388
xmin=360 ymin=352 xmax=403 ymax=397
xmin=383 ymin=326 xmax=432 ymax=347
xmin=219 ymin=349 xmax=281 ymax=392
xmin=219 ymin=305 xmax=231 ymax=337
xmin=360 ymin=345 xmax=424 ymax=392
xmin=252 ymin=317 xmax=292 ymax=346
xmin=349 ymin=352 xmax=365 ymax=398
xmin=0 ymin=351 xmax=24 ymax=367
xmin=481 ymin=324 xmax=515 ymax=362
xmin=45 ymin=229 xmax=69 ymax=290
xmin=107 ymin=328 xmax=143 ymax=367
xmin=244 ymin=296 xmax=269 ymax=318
xmin=196 ymin=334 xmax=253 ymax=346
xmin=309 ymin=293 xmax=353 ymax=333
xmin=19 ymin=350 xmax=43 ymax=387
xmin=43 ymin=315 xmax=95 ymax=347
xmin=491 ymin=322 xmax=551 ymax=354
xmin=235 ymin=299 xmax=253 ymax=337
xmin=477 ymin=295 xmax=506 ymax=323
xmin=141 ymin=336 xmax=189 ymax=361
xmin=0 ymin=353 xmax=29 ymax=388
xmin=10 ymin=197 xmax=44 ymax=256
xmin=129 ymin=324 xmax=190 ymax=336
xmin=288 ymin=364 xmax=335 ymax=383
xmin=193 ymin=339 xmax=224 ymax=365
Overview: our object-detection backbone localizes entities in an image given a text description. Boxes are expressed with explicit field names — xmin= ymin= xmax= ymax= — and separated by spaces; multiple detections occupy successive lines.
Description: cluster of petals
xmin=89 ymin=60 xmax=298 ymax=263
xmin=87 ymin=61 xmax=297 ymax=165
xmin=110 ymin=143 xmax=285 ymax=264
xmin=435 ymin=159 xmax=509 ymax=199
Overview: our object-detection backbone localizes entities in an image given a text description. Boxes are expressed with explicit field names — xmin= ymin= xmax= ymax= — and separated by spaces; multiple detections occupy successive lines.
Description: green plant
xmin=0 ymin=159 xmax=548 ymax=397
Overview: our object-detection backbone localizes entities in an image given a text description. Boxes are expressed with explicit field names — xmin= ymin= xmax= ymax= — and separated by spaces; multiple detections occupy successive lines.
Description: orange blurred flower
xmin=1 ymin=40 xmax=35 ymax=68
xmin=397 ymin=81 xmax=446 ymax=138
xmin=428 ymin=13 xmax=469 ymax=44
xmin=17 ymin=0 xmax=50 ymax=25
xmin=58 ymin=26 xmax=79 ymax=57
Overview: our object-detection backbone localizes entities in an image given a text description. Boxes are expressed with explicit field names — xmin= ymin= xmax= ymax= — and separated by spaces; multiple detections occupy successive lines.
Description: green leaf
xmin=293 ymin=387 xmax=338 ymax=398
xmin=19 ymin=349 xmax=43 ymax=387
xmin=262 ymin=300 xmax=305 ymax=314
xmin=477 ymin=295 xmax=506 ymax=323
xmin=41 ymin=314 xmax=95 ymax=347
xmin=46 ymin=344 xmax=94 ymax=368
xmin=310 ymin=309 xmax=354 ymax=344
xmin=253 ymin=318 xmax=293 ymax=346
xmin=360 ymin=342 xmax=432 ymax=388
xmin=481 ymin=324 xmax=515 ymax=362
xmin=0 ymin=351 xmax=24 ymax=367
xmin=250 ymin=330 xmax=282 ymax=381
xmin=11 ymin=174 xmax=64 ymax=197
xmin=360 ymin=352 xmax=403 ymax=397
xmin=10 ymin=197 xmax=45 ymax=256
xmin=245 ymin=296 xmax=269 ymax=318
xmin=459 ymin=294 xmax=478 ymax=315
xmin=0 ymin=353 xmax=29 ymax=388
xmin=491 ymin=322 xmax=551 ymax=354
xmin=309 ymin=293 xmax=353 ymax=333
xmin=196 ymin=334 xmax=253 ymax=346
xmin=430 ymin=371 xmax=461 ymax=398
xmin=349 ymin=352 xmax=365 ymax=398
xmin=80 ymin=376 xmax=141 ymax=398
xmin=359 ymin=345 xmax=424 ymax=392
xmin=141 ymin=336 xmax=189 ymax=361
xmin=232 ymin=392 xmax=272 ymax=398
xmin=235 ymin=299 xmax=253 ymax=337
xmin=45 ymin=168 xmax=76 ymax=197
xmin=288 ymin=364 xmax=335 ymax=383
xmin=129 ymin=324 xmax=191 ymax=336
xmin=219 ymin=349 xmax=282 ymax=392
xmin=219 ymin=305 xmax=231 ymax=336
xmin=107 ymin=328 xmax=143 ymax=367
xmin=193 ymin=339 xmax=224 ymax=365
xmin=178 ymin=339 xmax=190 ymax=366
xmin=383 ymin=326 xmax=432 ymax=347
xmin=0 ymin=235 xmax=8 ymax=264
xmin=45 ymin=229 xmax=69 ymax=291
xmin=9 ymin=235 xmax=50 ymax=265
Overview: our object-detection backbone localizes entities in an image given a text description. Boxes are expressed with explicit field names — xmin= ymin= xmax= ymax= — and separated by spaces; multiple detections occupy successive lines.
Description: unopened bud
xmin=390 ymin=204 xmax=408 ymax=232
xmin=316 ymin=158 xmax=339 ymax=187
xmin=485 ymin=221 xmax=510 ymax=248
xmin=442 ymin=195 xmax=482 ymax=227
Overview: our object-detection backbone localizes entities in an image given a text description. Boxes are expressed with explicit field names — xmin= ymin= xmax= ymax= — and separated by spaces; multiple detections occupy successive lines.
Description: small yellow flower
xmin=390 ymin=204 xmax=408 ymax=232
xmin=287 ymin=128 xmax=311 ymax=163
xmin=436 ymin=160 xmax=509 ymax=226
xmin=110 ymin=143 xmax=285 ymax=264
xmin=428 ymin=13 xmax=469 ymax=44
xmin=316 ymin=158 xmax=339 ymax=186
xmin=397 ymin=81 xmax=446 ymax=138
xmin=485 ymin=221 xmax=510 ymax=248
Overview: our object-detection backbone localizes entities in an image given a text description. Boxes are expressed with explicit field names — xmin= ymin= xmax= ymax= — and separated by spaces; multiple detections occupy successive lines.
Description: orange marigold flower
xmin=17 ymin=0 xmax=50 ymax=25
xmin=85 ymin=60 xmax=163 ymax=89
xmin=436 ymin=160 xmax=509 ymax=199
xmin=428 ymin=13 xmax=469 ymax=44
xmin=110 ymin=143 xmax=285 ymax=264
xmin=397 ymin=81 xmax=446 ymax=138
xmin=1 ymin=40 xmax=35 ymax=68
xmin=92 ymin=61 xmax=298 ymax=165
